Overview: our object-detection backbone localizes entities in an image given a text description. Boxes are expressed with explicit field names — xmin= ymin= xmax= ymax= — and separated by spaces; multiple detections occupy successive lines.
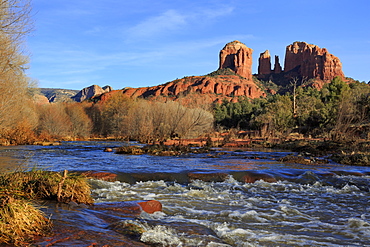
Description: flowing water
xmin=1 ymin=141 xmax=370 ymax=246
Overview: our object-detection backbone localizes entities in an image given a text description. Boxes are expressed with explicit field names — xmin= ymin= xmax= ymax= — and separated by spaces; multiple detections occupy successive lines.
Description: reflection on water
xmin=1 ymin=141 xmax=370 ymax=246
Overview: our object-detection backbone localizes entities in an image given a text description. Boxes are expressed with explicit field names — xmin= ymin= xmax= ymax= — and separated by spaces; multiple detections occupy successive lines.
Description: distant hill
xmin=39 ymin=88 xmax=79 ymax=102
xmin=93 ymin=40 xmax=347 ymax=104
xmin=37 ymin=40 xmax=347 ymax=104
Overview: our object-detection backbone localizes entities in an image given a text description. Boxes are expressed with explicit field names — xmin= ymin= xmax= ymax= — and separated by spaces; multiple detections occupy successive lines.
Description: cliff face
xmin=72 ymin=85 xmax=112 ymax=102
xmin=89 ymin=40 xmax=346 ymax=104
xmin=257 ymin=41 xmax=344 ymax=83
xmin=258 ymin=50 xmax=271 ymax=75
xmin=95 ymin=41 xmax=264 ymax=104
xmin=39 ymin=88 xmax=80 ymax=103
xmin=219 ymin=40 xmax=253 ymax=80
xmin=284 ymin=41 xmax=344 ymax=80
xmin=114 ymin=75 xmax=265 ymax=103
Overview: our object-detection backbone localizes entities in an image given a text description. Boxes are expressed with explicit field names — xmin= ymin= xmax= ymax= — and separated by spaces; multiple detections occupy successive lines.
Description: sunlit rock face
xmin=258 ymin=50 xmax=272 ymax=76
xmin=72 ymin=85 xmax=112 ymax=102
xmin=284 ymin=41 xmax=344 ymax=81
xmin=219 ymin=40 xmax=253 ymax=80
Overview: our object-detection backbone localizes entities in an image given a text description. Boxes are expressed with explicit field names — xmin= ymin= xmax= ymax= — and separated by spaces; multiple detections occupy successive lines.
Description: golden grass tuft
xmin=0 ymin=170 xmax=94 ymax=245
xmin=0 ymin=194 xmax=52 ymax=246
xmin=1 ymin=170 xmax=94 ymax=204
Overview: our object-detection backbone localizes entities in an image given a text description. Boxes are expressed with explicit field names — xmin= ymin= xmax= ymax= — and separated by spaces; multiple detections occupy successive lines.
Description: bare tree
xmin=0 ymin=0 xmax=34 ymax=141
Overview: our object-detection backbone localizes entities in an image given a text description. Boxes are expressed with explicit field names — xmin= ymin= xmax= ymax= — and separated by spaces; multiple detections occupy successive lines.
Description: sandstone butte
xmin=95 ymin=40 xmax=266 ymax=104
xmin=258 ymin=41 xmax=345 ymax=88
xmin=90 ymin=40 xmax=345 ymax=104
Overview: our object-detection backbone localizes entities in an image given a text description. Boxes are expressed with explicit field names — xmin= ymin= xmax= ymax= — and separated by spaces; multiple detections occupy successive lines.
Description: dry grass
xmin=0 ymin=170 xmax=94 ymax=245
xmin=1 ymin=170 xmax=94 ymax=204
xmin=0 ymin=194 xmax=51 ymax=246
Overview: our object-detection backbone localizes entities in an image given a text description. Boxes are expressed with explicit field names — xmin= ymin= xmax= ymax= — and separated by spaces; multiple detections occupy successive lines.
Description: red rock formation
xmin=93 ymin=41 xmax=267 ymax=104
xmin=258 ymin=50 xmax=271 ymax=75
xmin=72 ymin=84 xmax=112 ymax=102
xmin=219 ymin=40 xmax=253 ymax=80
xmin=273 ymin=55 xmax=282 ymax=74
xmin=96 ymin=75 xmax=266 ymax=104
xmin=284 ymin=41 xmax=344 ymax=80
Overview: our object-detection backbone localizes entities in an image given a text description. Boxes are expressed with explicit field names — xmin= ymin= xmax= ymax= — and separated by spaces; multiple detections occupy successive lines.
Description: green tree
xmin=253 ymin=95 xmax=294 ymax=137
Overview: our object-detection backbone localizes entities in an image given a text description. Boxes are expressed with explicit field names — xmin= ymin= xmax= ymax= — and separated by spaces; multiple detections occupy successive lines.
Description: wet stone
xmin=138 ymin=200 xmax=162 ymax=214
xmin=242 ymin=171 xmax=277 ymax=183
xmin=93 ymin=200 xmax=162 ymax=215
xmin=82 ymin=171 xmax=118 ymax=182
xmin=188 ymin=172 xmax=229 ymax=182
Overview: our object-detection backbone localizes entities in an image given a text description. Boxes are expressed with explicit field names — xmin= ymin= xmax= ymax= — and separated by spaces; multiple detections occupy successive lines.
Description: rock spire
xmin=258 ymin=50 xmax=271 ymax=75
xmin=219 ymin=40 xmax=253 ymax=80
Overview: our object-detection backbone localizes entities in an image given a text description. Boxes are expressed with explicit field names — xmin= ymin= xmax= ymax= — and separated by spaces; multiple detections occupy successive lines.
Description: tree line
xmin=0 ymin=0 xmax=214 ymax=145
xmin=214 ymin=76 xmax=370 ymax=141
xmin=1 ymin=0 xmax=369 ymax=145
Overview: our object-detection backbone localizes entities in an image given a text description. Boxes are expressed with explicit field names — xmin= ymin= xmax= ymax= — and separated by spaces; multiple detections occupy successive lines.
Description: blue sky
xmin=28 ymin=0 xmax=370 ymax=90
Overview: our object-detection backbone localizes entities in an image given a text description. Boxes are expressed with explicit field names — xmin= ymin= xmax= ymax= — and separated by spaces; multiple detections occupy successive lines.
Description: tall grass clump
xmin=0 ymin=194 xmax=51 ymax=246
xmin=0 ymin=170 xmax=93 ymax=245
xmin=1 ymin=170 xmax=94 ymax=204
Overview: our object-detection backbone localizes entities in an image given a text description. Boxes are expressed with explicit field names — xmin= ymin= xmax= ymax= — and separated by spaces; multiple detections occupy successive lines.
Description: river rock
xmin=137 ymin=200 xmax=162 ymax=214
xmin=82 ymin=171 xmax=118 ymax=182
xmin=242 ymin=171 xmax=277 ymax=183
xmin=188 ymin=172 xmax=229 ymax=182
xmin=33 ymin=141 xmax=61 ymax=146
xmin=94 ymin=200 xmax=162 ymax=215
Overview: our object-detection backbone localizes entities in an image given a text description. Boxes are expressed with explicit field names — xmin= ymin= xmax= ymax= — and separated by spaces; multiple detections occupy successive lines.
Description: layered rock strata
xmin=284 ymin=41 xmax=344 ymax=80
xmin=219 ymin=40 xmax=253 ymax=80
xmin=258 ymin=50 xmax=271 ymax=75
xmin=72 ymin=85 xmax=112 ymax=102
xmin=109 ymin=75 xmax=266 ymax=103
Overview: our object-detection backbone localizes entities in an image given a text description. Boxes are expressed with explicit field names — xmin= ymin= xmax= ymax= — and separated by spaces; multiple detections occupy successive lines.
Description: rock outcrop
xmin=273 ymin=55 xmax=283 ymax=74
xmin=219 ymin=40 xmax=253 ymax=80
xmin=107 ymin=74 xmax=266 ymax=104
xmin=39 ymin=88 xmax=80 ymax=103
xmin=72 ymin=85 xmax=112 ymax=102
xmin=258 ymin=50 xmax=271 ymax=75
xmin=284 ymin=41 xmax=344 ymax=80
xmin=96 ymin=40 xmax=266 ymax=104
xmin=33 ymin=94 xmax=50 ymax=105
xmin=256 ymin=41 xmax=345 ymax=87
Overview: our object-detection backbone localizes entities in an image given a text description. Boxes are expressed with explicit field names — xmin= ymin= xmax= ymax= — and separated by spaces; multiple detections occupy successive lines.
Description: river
xmin=1 ymin=141 xmax=369 ymax=246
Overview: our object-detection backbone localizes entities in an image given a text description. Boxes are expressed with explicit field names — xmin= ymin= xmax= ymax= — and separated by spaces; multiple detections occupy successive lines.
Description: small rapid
xmin=90 ymin=176 xmax=370 ymax=246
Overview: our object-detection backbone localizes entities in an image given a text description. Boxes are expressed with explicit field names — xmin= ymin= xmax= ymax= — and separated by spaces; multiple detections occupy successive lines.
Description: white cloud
xmin=126 ymin=6 xmax=234 ymax=40
xmin=127 ymin=10 xmax=187 ymax=39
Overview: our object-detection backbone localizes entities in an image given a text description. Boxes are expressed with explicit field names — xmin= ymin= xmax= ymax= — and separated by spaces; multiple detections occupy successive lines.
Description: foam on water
xmin=90 ymin=177 xmax=370 ymax=246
